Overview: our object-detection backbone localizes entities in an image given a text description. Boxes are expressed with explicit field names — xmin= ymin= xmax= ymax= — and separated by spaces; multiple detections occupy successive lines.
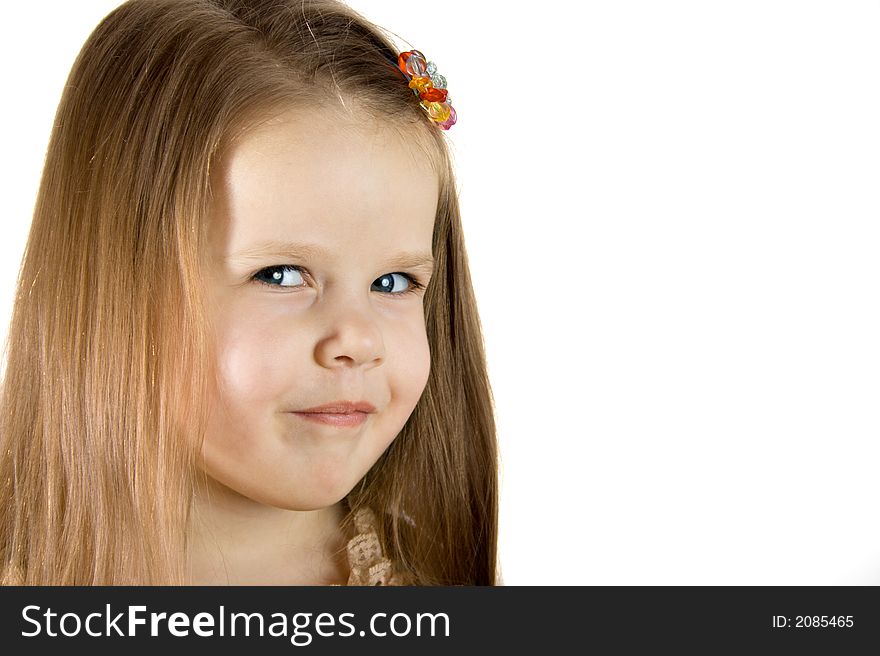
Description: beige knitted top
xmin=342 ymin=506 xmax=406 ymax=586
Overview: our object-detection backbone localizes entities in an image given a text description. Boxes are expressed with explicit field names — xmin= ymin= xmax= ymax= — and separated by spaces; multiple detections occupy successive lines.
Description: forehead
xmin=210 ymin=107 xmax=439 ymax=260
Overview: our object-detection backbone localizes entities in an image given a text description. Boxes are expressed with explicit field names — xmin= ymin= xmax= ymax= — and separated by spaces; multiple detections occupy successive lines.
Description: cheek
xmin=212 ymin=313 xmax=296 ymax=405
xmin=388 ymin=313 xmax=432 ymax=411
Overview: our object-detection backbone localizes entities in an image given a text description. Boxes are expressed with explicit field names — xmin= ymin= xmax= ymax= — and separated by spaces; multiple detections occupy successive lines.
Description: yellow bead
xmin=408 ymin=76 xmax=433 ymax=94
xmin=422 ymin=101 xmax=451 ymax=123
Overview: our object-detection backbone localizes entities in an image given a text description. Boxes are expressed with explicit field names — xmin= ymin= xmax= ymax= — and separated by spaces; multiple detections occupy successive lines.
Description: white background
xmin=2 ymin=1 xmax=878 ymax=584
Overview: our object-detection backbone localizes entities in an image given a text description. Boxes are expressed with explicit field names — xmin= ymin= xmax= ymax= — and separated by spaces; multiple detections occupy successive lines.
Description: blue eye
xmin=372 ymin=273 xmax=414 ymax=294
xmin=253 ymin=265 xmax=306 ymax=288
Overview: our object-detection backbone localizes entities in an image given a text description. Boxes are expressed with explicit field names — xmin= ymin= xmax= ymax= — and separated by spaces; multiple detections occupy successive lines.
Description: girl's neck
xmin=185 ymin=476 xmax=351 ymax=585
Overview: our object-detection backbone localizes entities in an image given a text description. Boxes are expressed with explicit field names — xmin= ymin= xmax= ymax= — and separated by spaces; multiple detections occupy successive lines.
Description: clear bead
xmin=430 ymin=73 xmax=447 ymax=89
xmin=426 ymin=61 xmax=437 ymax=75
xmin=405 ymin=51 xmax=428 ymax=76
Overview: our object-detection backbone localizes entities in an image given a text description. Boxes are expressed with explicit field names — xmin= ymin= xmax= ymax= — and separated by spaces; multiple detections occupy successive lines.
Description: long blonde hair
xmin=0 ymin=0 xmax=497 ymax=585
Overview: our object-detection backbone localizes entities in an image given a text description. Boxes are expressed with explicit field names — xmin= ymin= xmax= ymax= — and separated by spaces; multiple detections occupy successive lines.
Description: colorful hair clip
xmin=397 ymin=50 xmax=457 ymax=131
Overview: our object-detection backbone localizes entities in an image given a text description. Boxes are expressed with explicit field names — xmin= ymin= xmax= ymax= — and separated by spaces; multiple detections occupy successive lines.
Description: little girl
xmin=0 ymin=0 xmax=498 ymax=586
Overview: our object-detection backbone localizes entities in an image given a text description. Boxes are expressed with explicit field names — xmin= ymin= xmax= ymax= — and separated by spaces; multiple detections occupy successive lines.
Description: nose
xmin=313 ymin=297 xmax=385 ymax=370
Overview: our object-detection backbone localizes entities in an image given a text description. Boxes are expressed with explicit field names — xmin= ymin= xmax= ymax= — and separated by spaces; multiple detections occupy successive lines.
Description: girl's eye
xmin=253 ymin=265 xmax=306 ymax=288
xmin=252 ymin=266 xmax=423 ymax=296
xmin=372 ymin=273 xmax=419 ymax=295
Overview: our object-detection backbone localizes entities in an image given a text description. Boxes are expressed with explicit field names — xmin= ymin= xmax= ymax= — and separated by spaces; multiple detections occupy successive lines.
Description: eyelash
xmin=251 ymin=265 xmax=425 ymax=297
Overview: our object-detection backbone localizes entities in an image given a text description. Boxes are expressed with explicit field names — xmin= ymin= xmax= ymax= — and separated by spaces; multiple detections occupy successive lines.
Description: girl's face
xmin=202 ymin=107 xmax=438 ymax=510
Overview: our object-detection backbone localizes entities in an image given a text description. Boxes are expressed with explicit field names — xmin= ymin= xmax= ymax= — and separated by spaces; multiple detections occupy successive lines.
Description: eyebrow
xmin=226 ymin=240 xmax=435 ymax=273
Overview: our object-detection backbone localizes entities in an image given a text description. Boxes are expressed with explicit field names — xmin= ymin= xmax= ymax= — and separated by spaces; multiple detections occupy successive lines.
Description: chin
xmin=272 ymin=494 xmax=350 ymax=512
xmin=257 ymin=479 xmax=355 ymax=512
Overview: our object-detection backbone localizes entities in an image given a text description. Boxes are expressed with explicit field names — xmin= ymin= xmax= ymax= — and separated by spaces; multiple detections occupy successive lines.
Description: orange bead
xmin=419 ymin=87 xmax=448 ymax=102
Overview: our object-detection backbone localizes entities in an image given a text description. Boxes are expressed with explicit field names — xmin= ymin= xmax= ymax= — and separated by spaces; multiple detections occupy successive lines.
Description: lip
xmin=296 ymin=401 xmax=377 ymax=414
xmin=289 ymin=400 xmax=376 ymax=428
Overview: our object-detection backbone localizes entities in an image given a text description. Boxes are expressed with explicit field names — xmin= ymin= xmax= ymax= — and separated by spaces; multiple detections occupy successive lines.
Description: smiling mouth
xmin=288 ymin=400 xmax=376 ymax=428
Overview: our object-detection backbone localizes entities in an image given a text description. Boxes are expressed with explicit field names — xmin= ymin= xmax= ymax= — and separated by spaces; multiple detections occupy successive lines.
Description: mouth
xmin=296 ymin=401 xmax=377 ymax=414
xmin=289 ymin=400 xmax=376 ymax=428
